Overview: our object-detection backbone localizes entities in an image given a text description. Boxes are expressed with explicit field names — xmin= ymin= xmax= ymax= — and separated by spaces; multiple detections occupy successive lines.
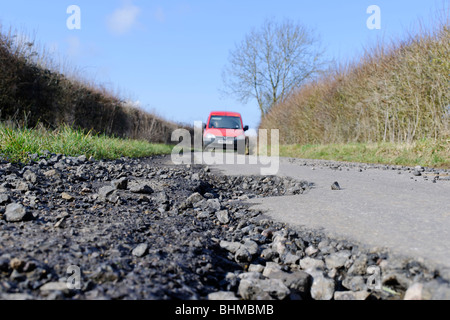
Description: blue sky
xmin=0 ymin=0 xmax=446 ymax=129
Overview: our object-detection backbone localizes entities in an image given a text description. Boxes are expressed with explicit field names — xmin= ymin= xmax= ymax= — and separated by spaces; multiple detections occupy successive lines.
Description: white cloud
xmin=106 ymin=1 xmax=141 ymax=35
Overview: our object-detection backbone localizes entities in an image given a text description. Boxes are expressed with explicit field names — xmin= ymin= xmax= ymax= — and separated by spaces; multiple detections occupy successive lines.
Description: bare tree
xmin=222 ymin=18 xmax=324 ymax=118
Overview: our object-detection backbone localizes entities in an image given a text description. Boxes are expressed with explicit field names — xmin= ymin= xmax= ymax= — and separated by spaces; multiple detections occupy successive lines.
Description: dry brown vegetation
xmin=260 ymin=16 xmax=450 ymax=146
xmin=0 ymin=27 xmax=187 ymax=144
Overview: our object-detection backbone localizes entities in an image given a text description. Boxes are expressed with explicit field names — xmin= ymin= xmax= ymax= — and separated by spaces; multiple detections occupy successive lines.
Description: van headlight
xmin=205 ymin=133 xmax=216 ymax=140
xmin=236 ymin=134 xmax=245 ymax=140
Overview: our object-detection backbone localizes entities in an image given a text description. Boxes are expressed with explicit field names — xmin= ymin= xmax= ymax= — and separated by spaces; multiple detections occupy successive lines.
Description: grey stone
xmin=98 ymin=186 xmax=116 ymax=202
xmin=186 ymin=192 xmax=204 ymax=205
xmin=219 ymin=241 xmax=241 ymax=254
xmin=319 ymin=244 xmax=334 ymax=255
xmin=268 ymin=270 xmax=312 ymax=293
xmin=15 ymin=181 xmax=29 ymax=192
xmin=53 ymin=162 xmax=67 ymax=170
xmin=77 ymin=155 xmax=87 ymax=163
xmin=348 ymin=254 xmax=368 ymax=275
xmin=0 ymin=193 xmax=10 ymax=205
xmin=23 ymin=170 xmax=37 ymax=183
xmin=61 ymin=192 xmax=75 ymax=201
xmin=272 ymin=236 xmax=287 ymax=256
xmin=310 ymin=272 xmax=335 ymax=300
xmin=238 ymin=272 xmax=262 ymax=280
xmin=261 ymin=228 xmax=275 ymax=239
xmin=305 ymin=245 xmax=318 ymax=256
xmin=248 ymin=264 xmax=265 ymax=273
xmin=413 ymin=170 xmax=422 ymax=177
xmin=5 ymin=203 xmax=30 ymax=222
xmin=334 ymin=290 xmax=370 ymax=300
xmin=132 ymin=243 xmax=148 ymax=257
xmin=111 ymin=177 xmax=128 ymax=190
xmin=128 ymin=181 xmax=154 ymax=194
xmin=325 ymin=250 xmax=351 ymax=269
xmin=262 ymin=262 xmax=282 ymax=278
xmin=208 ymin=291 xmax=239 ymax=300
xmin=39 ymin=282 xmax=70 ymax=294
xmin=154 ymin=191 xmax=169 ymax=204
xmin=206 ymin=199 xmax=221 ymax=211
xmin=54 ymin=216 xmax=67 ymax=228
xmin=300 ymin=257 xmax=325 ymax=271
xmin=242 ymin=240 xmax=259 ymax=256
xmin=260 ymin=248 xmax=276 ymax=260
xmin=98 ymin=186 xmax=115 ymax=198
xmin=43 ymin=169 xmax=58 ymax=177
xmin=216 ymin=210 xmax=230 ymax=224
xmin=342 ymin=275 xmax=366 ymax=291
xmin=238 ymin=277 xmax=290 ymax=300
xmin=415 ymin=166 xmax=425 ymax=172
xmin=196 ymin=211 xmax=210 ymax=219
xmin=331 ymin=181 xmax=341 ymax=190
xmin=235 ymin=247 xmax=252 ymax=263
xmin=404 ymin=283 xmax=423 ymax=300
xmin=282 ymin=252 xmax=300 ymax=265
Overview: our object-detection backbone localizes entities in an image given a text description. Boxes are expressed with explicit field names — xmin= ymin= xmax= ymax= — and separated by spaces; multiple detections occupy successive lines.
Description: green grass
xmin=279 ymin=139 xmax=450 ymax=169
xmin=0 ymin=123 xmax=173 ymax=163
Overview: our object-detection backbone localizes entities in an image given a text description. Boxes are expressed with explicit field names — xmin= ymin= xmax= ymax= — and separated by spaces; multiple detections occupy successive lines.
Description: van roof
xmin=209 ymin=111 xmax=242 ymax=117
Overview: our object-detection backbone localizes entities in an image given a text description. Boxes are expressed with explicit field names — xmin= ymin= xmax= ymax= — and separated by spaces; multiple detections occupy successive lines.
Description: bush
xmin=0 ymin=26 xmax=186 ymax=144
xmin=260 ymin=17 xmax=450 ymax=146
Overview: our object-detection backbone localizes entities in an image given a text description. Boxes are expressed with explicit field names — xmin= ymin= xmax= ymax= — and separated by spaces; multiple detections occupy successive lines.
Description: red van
xmin=203 ymin=111 xmax=249 ymax=154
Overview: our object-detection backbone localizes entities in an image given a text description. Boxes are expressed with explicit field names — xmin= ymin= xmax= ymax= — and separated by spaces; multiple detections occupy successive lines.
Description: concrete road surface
xmin=190 ymin=152 xmax=450 ymax=270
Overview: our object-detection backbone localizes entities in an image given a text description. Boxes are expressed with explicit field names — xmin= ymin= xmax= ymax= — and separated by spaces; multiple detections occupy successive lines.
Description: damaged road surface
xmin=0 ymin=153 xmax=449 ymax=300
xmin=203 ymin=155 xmax=450 ymax=271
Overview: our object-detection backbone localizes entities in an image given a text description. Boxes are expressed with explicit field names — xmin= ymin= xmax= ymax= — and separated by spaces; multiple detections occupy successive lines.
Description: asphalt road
xmin=189 ymin=152 xmax=450 ymax=271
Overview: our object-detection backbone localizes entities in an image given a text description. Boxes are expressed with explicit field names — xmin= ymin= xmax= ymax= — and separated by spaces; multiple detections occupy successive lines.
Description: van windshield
xmin=208 ymin=116 xmax=242 ymax=129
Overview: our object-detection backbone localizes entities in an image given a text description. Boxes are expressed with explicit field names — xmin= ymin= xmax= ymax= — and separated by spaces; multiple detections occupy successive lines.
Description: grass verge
xmin=0 ymin=123 xmax=173 ymax=164
xmin=279 ymin=139 xmax=450 ymax=169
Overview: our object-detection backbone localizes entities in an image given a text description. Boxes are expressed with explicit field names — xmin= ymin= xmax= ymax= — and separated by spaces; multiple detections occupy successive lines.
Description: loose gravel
xmin=0 ymin=154 xmax=449 ymax=300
